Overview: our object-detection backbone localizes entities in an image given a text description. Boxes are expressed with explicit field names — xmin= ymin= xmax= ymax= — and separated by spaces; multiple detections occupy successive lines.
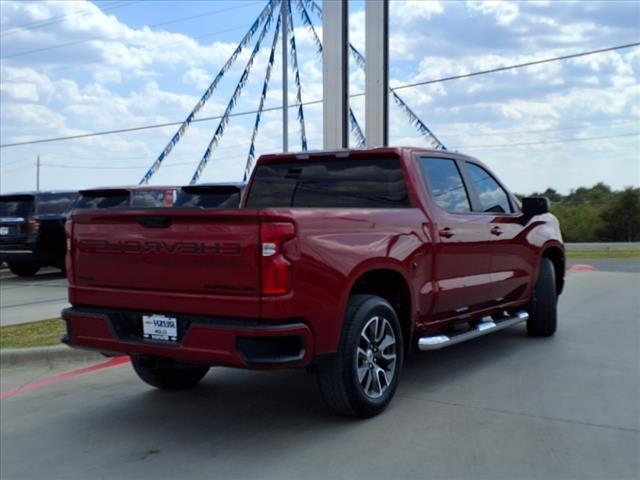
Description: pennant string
xmin=139 ymin=1 xmax=276 ymax=184
xmin=244 ymin=11 xmax=282 ymax=181
xmin=190 ymin=2 xmax=277 ymax=184
xmin=287 ymin=0 xmax=307 ymax=151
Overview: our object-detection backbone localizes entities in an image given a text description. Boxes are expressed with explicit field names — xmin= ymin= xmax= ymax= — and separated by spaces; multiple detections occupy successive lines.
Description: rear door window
xmin=0 ymin=195 xmax=34 ymax=217
xmin=174 ymin=186 xmax=242 ymax=208
xmin=75 ymin=191 xmax=130 ymax=209
xmin=419 ymin=158 xmax=472 ymax=213
xmin=465 ymin=163 xmax=513 ymax=213
xmin=247 ymin=159 xmax=410 ymax=208
xmin=35 ymin=193 xmax=77 ymax=215
xmin=131 ymin=189 xmax=177 ymax=208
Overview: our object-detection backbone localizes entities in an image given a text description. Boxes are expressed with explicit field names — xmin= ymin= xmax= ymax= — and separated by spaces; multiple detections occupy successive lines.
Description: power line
xmin=392 ymin=41 xmax=640 ymax=92
xmin=2 ymin=24 xmax=258 ymax=84
xmin=0 ymin=1 xmax=139 ymax=37
xmin=40 ymin=153 xmax=243 ymax=170
xmin=439 ymin=119 xmax=640 ymax=140
xmin=450 ymin=132 xmax=639 ymax=150
xmin=1 ymin=41 xmax=639 ymax=149
xmin=0 ymin=1 xmax=262 ymax=59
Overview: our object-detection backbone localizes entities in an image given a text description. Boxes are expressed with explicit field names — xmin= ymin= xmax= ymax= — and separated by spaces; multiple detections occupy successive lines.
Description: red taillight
xmin=26 ymin=217 xmax=40 ymax=234
xmin=260 ymin=222 xmax=295 ymax=296
xmin=64 ymin=219 xmax=74 ymax=284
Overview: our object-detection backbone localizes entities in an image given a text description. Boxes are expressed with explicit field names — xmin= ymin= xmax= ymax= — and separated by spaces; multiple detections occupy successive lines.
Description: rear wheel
xmin=8 ymin=261 xmax=40 ymax=277
xmin=527 ymin=257 xmax=558 ymax=337
xmin=131 ymin=356 xmax=209 ymax=390
xmin=316 ymin=295 xmax=403 ymax=418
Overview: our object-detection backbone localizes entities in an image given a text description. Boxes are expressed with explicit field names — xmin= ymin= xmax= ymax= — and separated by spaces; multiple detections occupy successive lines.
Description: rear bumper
xmin=0 ymin=245 xmax=35 ymax=263
xmin=61 ymin=307 xmax=314 ymax=369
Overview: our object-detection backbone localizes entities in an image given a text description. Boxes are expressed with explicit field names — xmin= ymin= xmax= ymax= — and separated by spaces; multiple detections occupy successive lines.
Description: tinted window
xmin=75 ymin=192 xmax=130 ymax=209
xmin=35 ymin=193 xmax=77 ymax=215
xmin=419 ymin=158 xmax=471 ymax=213
xmin=247 ymin=159 xmax=409 ymax=208
xmin=175 ymin=187 xmax=242 ymax=209
xmin=131 ymin=189 xmax=177 ymax=208
xmin=0 ymin=195 xmax=34 ymax=217
xmin=466 ymin=163 xmax=512 ymax=213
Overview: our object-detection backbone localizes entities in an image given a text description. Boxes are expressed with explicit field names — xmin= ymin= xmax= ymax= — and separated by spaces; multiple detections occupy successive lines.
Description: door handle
xmin=438 ymin=227 xmax=455 ymax=238
xmin=490 ymin=226 xmax=503 ymax=236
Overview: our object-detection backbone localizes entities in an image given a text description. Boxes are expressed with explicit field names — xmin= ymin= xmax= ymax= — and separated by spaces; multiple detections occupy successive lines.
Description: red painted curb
xmin=0 ymin=356 xmax=129 ymax=400
xmin=569 ymin=264 xmax=598 ymax=272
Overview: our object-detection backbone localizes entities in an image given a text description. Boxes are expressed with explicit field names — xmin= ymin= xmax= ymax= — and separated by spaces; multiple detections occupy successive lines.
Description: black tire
xmin=8 ymin=261 xmax=40 ymax=277
xmin=527 ymin=257 xmax=558 ymax=337
xmin=131 ymin=355 xmax=209 ymax=390
xmin=316 ymin=295 xmax=404 ymax=418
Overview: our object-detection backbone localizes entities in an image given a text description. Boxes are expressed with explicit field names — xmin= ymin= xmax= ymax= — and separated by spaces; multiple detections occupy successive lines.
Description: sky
xmin=0 ymin=0 xmax=639 ymax=195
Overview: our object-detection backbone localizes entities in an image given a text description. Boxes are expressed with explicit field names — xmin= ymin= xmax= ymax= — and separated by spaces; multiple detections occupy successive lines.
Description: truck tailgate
xmin=71 ymin=210 xmax=261 ymax=300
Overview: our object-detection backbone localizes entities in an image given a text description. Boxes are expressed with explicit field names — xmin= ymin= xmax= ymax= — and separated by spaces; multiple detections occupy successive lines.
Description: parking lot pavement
xmin=1 ymin=270 xmax=638 ymax=480
xmin=0 ymin=268 xmax=69 ymax=326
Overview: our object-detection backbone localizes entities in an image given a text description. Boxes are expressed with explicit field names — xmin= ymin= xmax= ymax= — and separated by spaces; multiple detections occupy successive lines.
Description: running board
xmin=418 ymin=311 xmax=529 ymax=351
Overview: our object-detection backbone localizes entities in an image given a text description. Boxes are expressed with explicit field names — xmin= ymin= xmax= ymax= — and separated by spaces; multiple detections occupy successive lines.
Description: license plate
xmin=142 ymin=314 xmax=178 ymax=341
xmin=0 ymin=227 xmax=8 ymax=236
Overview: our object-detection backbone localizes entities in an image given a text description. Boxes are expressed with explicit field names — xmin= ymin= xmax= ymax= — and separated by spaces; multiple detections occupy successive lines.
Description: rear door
xmin=462 ymin=161 xmax=536 ymax=305
xmin=417 ymin=157 xmax=493 ymax=321
xmin=0 ymin=194 xmax=35 ymax=247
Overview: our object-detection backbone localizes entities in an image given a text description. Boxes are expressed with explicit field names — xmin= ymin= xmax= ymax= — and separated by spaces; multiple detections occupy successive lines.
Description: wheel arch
xmin=541 ymin=243 xmax=565 ymax=295
xmin=345 ymin=263 xmax=414 ymax=353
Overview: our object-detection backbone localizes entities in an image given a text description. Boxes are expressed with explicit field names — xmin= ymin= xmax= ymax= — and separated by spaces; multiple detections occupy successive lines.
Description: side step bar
xmin=418 ymin=311 xmax=529 ymax=351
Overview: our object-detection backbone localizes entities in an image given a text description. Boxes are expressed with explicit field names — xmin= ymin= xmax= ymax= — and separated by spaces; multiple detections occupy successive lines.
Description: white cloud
xmin=1 ymin=0 xmax=639 ymax=194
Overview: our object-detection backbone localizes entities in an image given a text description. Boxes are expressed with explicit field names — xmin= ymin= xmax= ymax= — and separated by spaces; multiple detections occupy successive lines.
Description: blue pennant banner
xmin=391 ymin=90 xmax=446 ymax=150
xmin=139 ymin=0 xmax=276 ymax=185
xmin=190 ymin=3 xmax=277 ymax=184
xmin=244 ymin=12 xmax=282 ymax=181
xmin=287 ymin=0 xmax=307 ymax=151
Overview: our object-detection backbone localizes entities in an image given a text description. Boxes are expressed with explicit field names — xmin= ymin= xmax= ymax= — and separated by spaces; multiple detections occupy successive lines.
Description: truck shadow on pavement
xmin=60 ymin=326 xmax=541 ymax=453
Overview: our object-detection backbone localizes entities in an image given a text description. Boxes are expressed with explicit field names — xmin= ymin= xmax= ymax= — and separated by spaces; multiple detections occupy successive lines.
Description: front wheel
xmin=316 ymin=295 xmax=403 ymax=418
xmin=527 ymin=257 xmax=558 ymax=337
xmin=131 ymin=356 xmax=209 ymax=390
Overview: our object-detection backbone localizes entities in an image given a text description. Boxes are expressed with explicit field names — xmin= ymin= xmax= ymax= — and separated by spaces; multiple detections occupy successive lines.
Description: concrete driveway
xmin=1 ymin=270 xmax=638 ymax=479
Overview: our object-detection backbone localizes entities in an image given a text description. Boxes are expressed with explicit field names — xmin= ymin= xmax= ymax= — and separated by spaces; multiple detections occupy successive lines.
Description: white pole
xmin=281 ymin=0 xmax=288 ymax=152
xmin=365 ymin=0 xmax=388 ymax=147
xmin=36 ymin=155 xmax=40 ymax=192
xmin=323 ymin=0 xmax=349 ymax=149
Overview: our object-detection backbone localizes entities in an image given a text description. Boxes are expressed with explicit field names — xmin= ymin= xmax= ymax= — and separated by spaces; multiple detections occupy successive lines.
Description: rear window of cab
xmin=246 ymin=159 xmax=410 ymax=208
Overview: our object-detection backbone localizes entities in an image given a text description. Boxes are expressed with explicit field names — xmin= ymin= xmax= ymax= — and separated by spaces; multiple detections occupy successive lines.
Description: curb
xmin=0 ymin=345 xmax=107 ymax=369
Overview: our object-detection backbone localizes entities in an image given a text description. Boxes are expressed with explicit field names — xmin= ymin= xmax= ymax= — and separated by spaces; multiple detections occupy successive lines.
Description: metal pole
xmin=322 ymin=0 xmax=349 ymax=149
xmin=36 ymin=155 xmax=40 ymax=192
xmin=281 ymin=0 xmax=288 ymax=152
xmin=365 ymin=0 xmax=388 ymax=147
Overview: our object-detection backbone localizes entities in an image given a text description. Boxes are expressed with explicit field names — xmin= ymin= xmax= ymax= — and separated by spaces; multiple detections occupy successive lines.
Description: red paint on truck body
xmin=63 ymin=147 xmax=564 ymax=368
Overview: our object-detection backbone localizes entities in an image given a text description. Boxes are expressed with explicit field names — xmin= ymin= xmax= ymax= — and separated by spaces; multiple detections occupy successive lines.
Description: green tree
xmin=596 ymin=188 xmax=640 ymax=241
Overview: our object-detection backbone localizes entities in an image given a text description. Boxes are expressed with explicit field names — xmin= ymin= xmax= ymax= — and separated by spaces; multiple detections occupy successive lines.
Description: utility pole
xmin=322 ymin=0 xmax=349 ymax=149
xmin=36 ymin=155 xmax=40 ymax=192
xmin=281 ymin=0 xmax=288 ymax=152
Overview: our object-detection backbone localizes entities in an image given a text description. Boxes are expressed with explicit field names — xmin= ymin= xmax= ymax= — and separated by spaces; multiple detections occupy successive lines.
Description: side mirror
xmin=522 ymin=196 xmax=550 ymax=216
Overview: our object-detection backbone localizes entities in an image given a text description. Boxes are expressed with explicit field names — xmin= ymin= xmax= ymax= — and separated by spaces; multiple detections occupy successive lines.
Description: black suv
xmin=0 ymin=191 xmax=77 ymax=276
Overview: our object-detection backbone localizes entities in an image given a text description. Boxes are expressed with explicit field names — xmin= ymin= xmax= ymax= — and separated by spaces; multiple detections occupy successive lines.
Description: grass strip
xmin=1 ymin=318 xmax=66 ymax=349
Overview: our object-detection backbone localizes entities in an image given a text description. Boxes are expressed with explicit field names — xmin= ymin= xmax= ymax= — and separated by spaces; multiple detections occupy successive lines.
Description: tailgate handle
xmin=136 ymin=216 xmax=172 ymax=228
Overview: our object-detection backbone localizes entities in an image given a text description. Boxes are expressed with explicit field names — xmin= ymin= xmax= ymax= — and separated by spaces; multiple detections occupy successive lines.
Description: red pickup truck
xmin=62 ymin=147 xmax=564 ymax=417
